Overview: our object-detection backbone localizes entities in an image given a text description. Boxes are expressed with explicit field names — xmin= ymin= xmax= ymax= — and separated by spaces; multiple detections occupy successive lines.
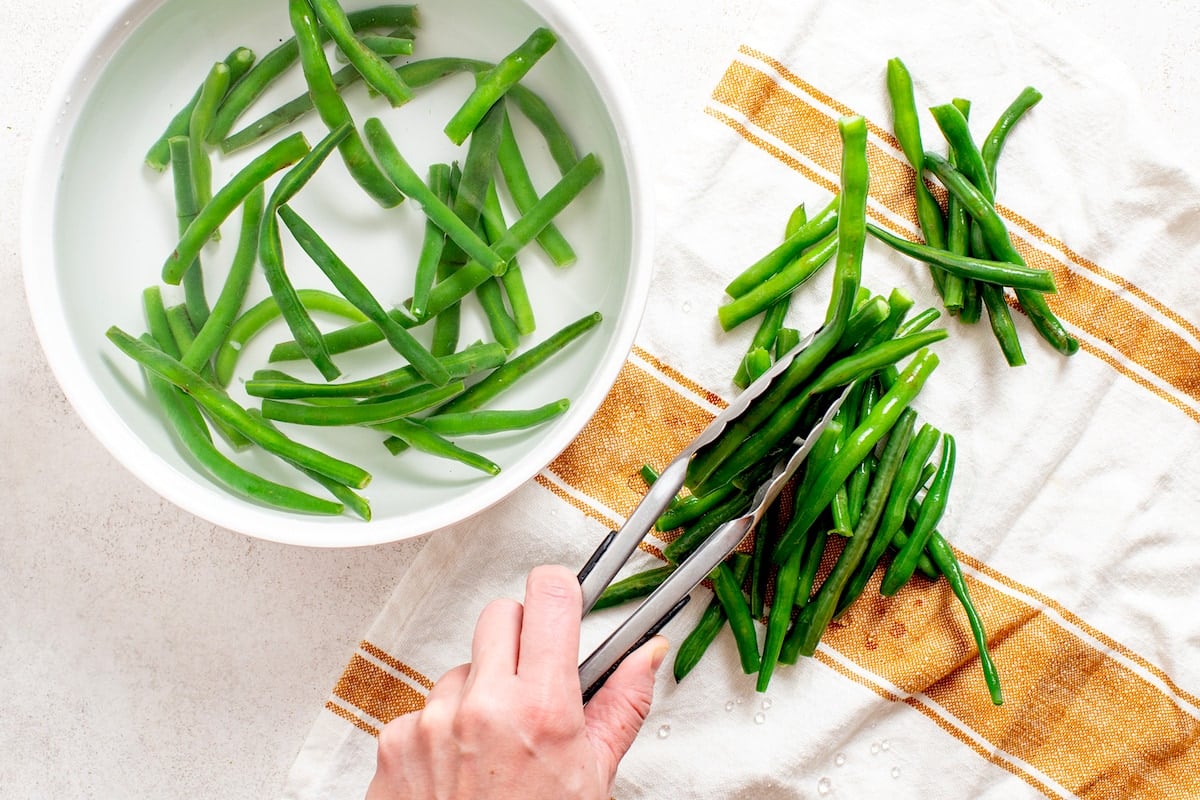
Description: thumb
xmin=583 ymin=636 xmax=669 ymax=780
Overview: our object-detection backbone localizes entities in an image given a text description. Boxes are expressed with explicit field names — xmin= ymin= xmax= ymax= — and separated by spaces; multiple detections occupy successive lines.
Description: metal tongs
xmin=576 ymin=330 xmax=848 ymax=701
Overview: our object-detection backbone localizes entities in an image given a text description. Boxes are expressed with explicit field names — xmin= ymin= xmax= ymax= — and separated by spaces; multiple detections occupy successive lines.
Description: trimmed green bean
xmin=674 ymin=553 xmax=751 ymax=683
xmin=206 ymin=5 xmax=418 ymax=145
xmin=733 ymin=296 xmax=790 ymax=389
xmin=421 ymin=399 xmax=569 ymax=436
xmin=836 ymin=422 xmax=940 ymax=617
xmin=182 ymin=184 xmax=264 ymax=371
xmin=412 ymin=164 xmax=452 ymax=319
xmin=835 ymin=295 xmax=891 ymax=354
xmin=882 ymin=433 xmax=955 ymax=595
xmin=289 ymin=0 xmax=404 ymax=208
xmin=167 ymin=137 xmax=210 ymax=328
xmin=434 ymin=311 xmax=600 ymax=415
xmin=247 ymin=342 xmax=505 ymax=400
xmin=306 ymin=0 xmax=413 ymax=107
xmin=775 ymin=349 xmax=939 ymax=562
xmin=592 ymin=565 xmax=676 ymax=611
xmin=162 ymin=132 xmax=309 ymax=284
xmin=444 ymin=27 xmax=557 ymax=145
xmin=940 ymin=97 xmax=972 ymax=314
xmin=662 ymin=490 xmax=751 ymax=564
xmin=885 ymin=57 xmax=947 ymax=263
xmin=262 ymin=382 xmax=462 ymax=426
xmin=710 ymin=561 xmax=761 ymax=675
xmin=362 ymin=117 xmax=505 ymax=272
xmin=775 ymin=327 xmax=801 ymax=359
xmin=866 ymin=224 xmax=1056 ymax=293
xmin=377 ymin=418 xmax=500 ymax=475
xmin=483 ymin=181 xmax=536 ymax=336
xmin=924 ymin=152 xmax=1078 ymax=356
xmin=142 ymin=352 xmax=344 ymax=516
xmin=498 ymin=109 xmax=575 ymax=266
xmin=724 ymin=197 xmax=840 ymax=298
xmin=718 ymin=232 xmax=839 ymax=331
xmin=215 ymin=290 xmax=366 ymax=386
xmin=188 ymin=62 xmax=230 ymax=214
xmin=108 ymin=326 xmax=371 ymax=488
xmin=278 ymin=204 xmax=450 ymax=386
xmin=748 ymin=502 xmax=778 ymax=620
xmin=655 ymin=483 xmax=736 ymax=533
xmin=145 ymin=46 xmax=255 ymax=171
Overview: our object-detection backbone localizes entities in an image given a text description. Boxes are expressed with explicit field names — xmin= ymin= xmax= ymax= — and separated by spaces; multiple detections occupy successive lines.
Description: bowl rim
xmin=21 ymin=0 xmax=654 ymax=548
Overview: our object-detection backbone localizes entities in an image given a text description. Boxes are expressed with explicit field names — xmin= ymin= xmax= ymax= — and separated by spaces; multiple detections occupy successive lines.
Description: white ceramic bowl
xmin=23 ymin=0 xmax=651 ymax=546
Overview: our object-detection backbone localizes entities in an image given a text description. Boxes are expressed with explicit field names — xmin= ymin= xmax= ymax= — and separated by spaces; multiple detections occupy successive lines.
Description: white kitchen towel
xmin=283 ymin=0 xmax=1200 ymax=797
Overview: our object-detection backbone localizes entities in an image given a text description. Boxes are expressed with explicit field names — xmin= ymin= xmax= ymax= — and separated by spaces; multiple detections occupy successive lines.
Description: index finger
xmin=516 ymin=565 xmax=583 ymax=688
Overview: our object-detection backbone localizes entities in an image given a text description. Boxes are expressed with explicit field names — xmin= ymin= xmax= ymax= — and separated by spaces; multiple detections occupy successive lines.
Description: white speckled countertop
xmin=2 ymin=0 xmax=1197 ymax=796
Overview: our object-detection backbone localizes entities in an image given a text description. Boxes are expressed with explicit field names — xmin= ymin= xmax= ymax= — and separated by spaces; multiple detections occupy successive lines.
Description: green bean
xmin=733 ymin=296 xmax=790 ymax=389
xmin=215 ymin=289 xmax=366 ymax=386
xmin=434 ymin=311 xmax=600 ymax=415
xmin=939 ymin=98 xmax=972 ymax=314
xmin=718 ymin=232 xmax=839 ymax=331
xmin=923 ymin=152 xmax=1079 ymax=356
xmin=248 ymin=408 xmax=371 ymax=520
xmin=835 ymin=294 xmax=891 ymax=354
xmin=278 ymin=204 xmax=450 ymax=386
xmin=685 ymin=271 xmax=856 ymax=493
xmin=592 ymin=565 xmax=676 ymax=611
xmin=483 ymin=181 xmax=536 ymax=336
xmin=674 ymin=554 xmax=751 ymax=683
xmin=882 ymin=433 xmax=955 ymax=595
xmin=786 ymin=409 xmax=917 ymax=658
xmin=167 ymin=137 xmax=210 ymax=328
xmin=982 ymin=87 xmax=1042 ymax=189
xmin=748 ymin=502 xmax=778 ymax=620
xmin=188 ymin=62 xmax=230 ymax=215
xmin=866 ymin=224 xmax=1056 ymax=293
xmin=220 ymin=56 xmax=570 ymax=160
xmin=444 ymin=27 xmax=557 ymax=145
xmin=140 ymin=346 xmax=345 ymax=516
xmin=247 ymin=342 xmax=505 ymax=400
xmin=498 ymin=109 xmax=575 ymax=266
xmin=289 ymin=0 xmax=404 ymax=208
xmin=885 ymin=58 xmax=947 ymax=285
xmin=775 ymin=327 xmax=801 ymax=359
xmin=450 ymin=101 xmax=507 ymax=258
xmin=376 ymin=418 xmax=500 ymax=475
xmin=260 ymin=207 xmax=340 ymax=381
xmin=421 ymin=399 xmax=569 ymax=436
xmin=662 ymin=490 xmax=751 ymax=564
xmin=710 ymin=560 xmax=761 ymax=675
xmin=655 ymin=482 xmax=736 ymax=533
xmin=412 ymin=164 xmax=452 ymax=319
xmin=836 ymin=422 xmax=940 ymax=617
xmin=775 ymin=349 xmax=938 ymax=562
xmin=724 ymin=197 xmax=840 ymax=297
xmin=142 ymin=288 xmax=181 ymax=358
xmin=758 ymin=418 xmax=843 ymax=686
xmin=108 ymin=326 xmax=371 ymax=488
xmin=262 ymin=382 xmax=462 ymax=427
xmin=925 ymin=532 xmax=1003 ymax=705
xmin=362 ymin=118 xmax=505 ymax=272
xmin=306 ymin=0 xmax=413 ymax=107
xmin=207 ymin=4 xmax=418 ymax=145
xmin=162 ymin=132 xmax=309 ymax=284
xmin=980 ymin=284 xmax=1027 ymax=366
xmin=785 ymin=202 xmax=809 ymax=237
xmin=929 ymin=103 xmax=994 ymax=203
xmin=165 ymin=304 xmax=197 ymax=355
xmin=145 ymin=46 xmax=255 ymax=171
xmin=889 ymin=526 xmax=940 ymax=581
xmin=694 ymin=329 xmax=946 ymax=497
xmin=182 ymin=185 xmax=264 ymax=371
xmin=268 ymin=154 xmax=602 ymax=361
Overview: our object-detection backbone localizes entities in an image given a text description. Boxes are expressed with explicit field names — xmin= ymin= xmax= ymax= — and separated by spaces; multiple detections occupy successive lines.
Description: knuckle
xmin=526 ymin=565 xmax=581 ymax=608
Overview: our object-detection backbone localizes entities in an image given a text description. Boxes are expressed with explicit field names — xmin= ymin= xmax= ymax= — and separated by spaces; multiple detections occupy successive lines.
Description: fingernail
xmin=650 ymin=637 xmax=670 ymax=671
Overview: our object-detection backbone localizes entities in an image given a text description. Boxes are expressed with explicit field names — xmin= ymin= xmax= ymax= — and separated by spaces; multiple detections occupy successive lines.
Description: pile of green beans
xmin=595 ymin=115 xmax=1003 ymax=706
xmin=111 ymin=2 xmax=607 ymax=520
xmin=880 ymin=57 xmax=1078 ymax=364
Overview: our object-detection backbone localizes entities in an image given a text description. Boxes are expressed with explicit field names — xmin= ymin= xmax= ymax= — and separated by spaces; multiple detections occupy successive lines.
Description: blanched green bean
xmin=261 ymin=382 xmax=463 ymax=426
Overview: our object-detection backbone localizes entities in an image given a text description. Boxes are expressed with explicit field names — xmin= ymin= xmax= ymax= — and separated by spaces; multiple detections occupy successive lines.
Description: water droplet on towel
xmin=834 ymin=753 xmax=846 ymax=767
xmin=724 ymin=700 xmax=735 ymax=712
xmin=656 ymin=724 xmax=671 ymax=739
xmin=760 ymin=697 xmax=773 ymax=710
xmin=753 ymin=711 xmax=766 ymax=724
xmin=681 ymin=301 xmax=692 ymax=314
xmin=870 ymin=741 xmax=880 ymax=755
xmin=891 ymin=767 xmax=901 ymax=779
xmin=881 ymin=739 xmax=890 ymax=752
xmin=817 ymin=776 xmax=832 ymax=795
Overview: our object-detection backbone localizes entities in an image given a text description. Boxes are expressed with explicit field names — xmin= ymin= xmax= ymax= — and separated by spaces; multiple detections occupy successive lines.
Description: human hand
xmin=365 ymin=564 xmax=668 ymax=800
